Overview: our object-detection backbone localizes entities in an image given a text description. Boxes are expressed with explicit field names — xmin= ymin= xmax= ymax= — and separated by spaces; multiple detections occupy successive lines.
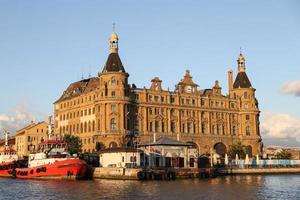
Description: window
xmin=246 ymin=126 xmax=250 ymax=136
xmin=171 ymin=121 xmax=176 ymax=133
xmin=246 ymin=115 xmax=250 ymax=120
xmin=154 ymin=96 xmax=159 ymax=102
xmin=161 ymin=96 xmax=164 ymax=102
xmin=149 ymin=95 xmax=152 ymax=102
xmin=189 ymin=157 xmax=195 ymax=168
xmin=130 ymin=156 xmax=136 ymax=162
xmin=149 ymin=122 xmax=153 ymax=132
xmin=155 ymin=121 xmax=159 ymax=132
xmin=111 ymin=104 xmax=116 ymax=112
xmin=111 ymin=91 xmax=116 ymax=97
xmin=171 ymin=96 xmax=175 ymax=103
xmin=233 ymin=126 xmax=236 ymax=135
xmin=111 ymin=77 xmax=116 ymax=85
xmin=155 ymin=108 xmax=159 ymax=115
xmin=110 ymin=118 xmax=117 ymax=130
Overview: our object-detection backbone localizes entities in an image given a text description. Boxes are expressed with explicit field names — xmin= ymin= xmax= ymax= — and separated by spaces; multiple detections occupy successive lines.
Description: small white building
xmin=139 ymin=137 xmax=199 ymax=169
xmin=99 ymin=148 xmax=143 ymax=168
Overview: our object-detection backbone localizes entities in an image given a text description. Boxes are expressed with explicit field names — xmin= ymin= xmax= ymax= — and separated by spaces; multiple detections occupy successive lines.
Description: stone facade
xmin=54 ymin=31 xmax=262 ymax=157
xmin=15 ymin=121 xmax=49 ymax=157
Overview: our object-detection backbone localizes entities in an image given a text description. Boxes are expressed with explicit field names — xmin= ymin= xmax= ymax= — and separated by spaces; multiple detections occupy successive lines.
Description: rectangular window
xmin=246 ymin=115 xmax=250 ymax=120
xmin=154 ymin=96 xmax=159 ymax=102
xmin=171 ymin=122 xmax=176 ymax=133
xmin=111 ymin=91 xmax=116 ymax=97
xmin=111 ymin=104 xmax=116 ymax=112
xmin=161 ymin=96 xmax=164 ymax=102
xmin=149 ymin=122 xmax=153 ymax=132
xmin=171 ymin=96 xmax=175 ymax=103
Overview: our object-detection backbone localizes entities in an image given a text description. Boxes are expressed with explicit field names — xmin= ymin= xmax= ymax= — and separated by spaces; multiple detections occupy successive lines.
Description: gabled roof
xmin=139 ymin=137 xmax=192 ymax=147
xmin=233 ymin=72 xmax=252 ymax=88
xmin=102 ymin=53 xmax=125 ymax=73
xmin=55 ymin=77 xmax=99 ymax=103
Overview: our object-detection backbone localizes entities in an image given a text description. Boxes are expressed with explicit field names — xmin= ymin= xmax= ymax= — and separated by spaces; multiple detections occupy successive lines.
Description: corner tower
xmin=232 ymin=53 xmax=262 ymax=154
xmin=96 ymin=31 xmax=131 ymax=148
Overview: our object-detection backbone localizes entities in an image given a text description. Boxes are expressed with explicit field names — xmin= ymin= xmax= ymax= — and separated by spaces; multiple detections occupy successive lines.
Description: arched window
xmin=109 ymin=142 xmax=118 ymax=148
xmin=110 ymin=118 xmax=116 ymax=130
xmin=246 ymin=126 xmax=250 ymax=136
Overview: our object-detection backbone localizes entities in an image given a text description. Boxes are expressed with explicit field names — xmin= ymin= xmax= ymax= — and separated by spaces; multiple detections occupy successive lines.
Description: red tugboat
xmin=14 ymin=139 xmax=87 ymax=179
xmin=0 ymin=130 xmax=19 ymax=177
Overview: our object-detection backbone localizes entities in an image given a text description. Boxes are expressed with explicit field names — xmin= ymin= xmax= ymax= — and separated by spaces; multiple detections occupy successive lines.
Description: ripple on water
xmin=0 ymin=175 xmax=299 ymax=200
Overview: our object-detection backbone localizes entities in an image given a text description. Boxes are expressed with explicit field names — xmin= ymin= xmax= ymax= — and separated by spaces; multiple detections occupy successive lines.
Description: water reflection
xmin=0 ymin=175 xmax=299 ymax=200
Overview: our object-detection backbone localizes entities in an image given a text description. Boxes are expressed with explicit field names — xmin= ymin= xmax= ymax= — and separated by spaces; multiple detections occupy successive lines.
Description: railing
xmin=227 ymin=159 xmax=300 ymax=169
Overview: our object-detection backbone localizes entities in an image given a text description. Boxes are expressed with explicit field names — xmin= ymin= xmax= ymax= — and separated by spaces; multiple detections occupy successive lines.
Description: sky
xmin=0 ymin=0 xmax=300 ymax=147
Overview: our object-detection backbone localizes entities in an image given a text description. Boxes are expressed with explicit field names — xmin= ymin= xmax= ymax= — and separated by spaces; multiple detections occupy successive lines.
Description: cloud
xmin=261 ymin=112 xmax=300 ymax=144
xmin=0 ymin=115 xmax=10 ymax=121
xmin=281 ymin=80 xmax=300 ymax=97
xmin=0 ymin=103 xmax=37 ymax=134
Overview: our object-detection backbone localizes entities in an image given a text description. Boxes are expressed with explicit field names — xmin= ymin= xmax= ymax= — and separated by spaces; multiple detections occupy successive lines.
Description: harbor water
xmin=0 ymin=175 xmax=299 ymax=200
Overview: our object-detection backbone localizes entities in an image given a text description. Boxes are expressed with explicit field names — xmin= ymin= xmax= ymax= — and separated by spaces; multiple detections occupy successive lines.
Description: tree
xmin=63 ymin=134 xmax=82 ymax=155
xmin=228 ymin=141 xmax=246 ymax=160
xmin=275 ymin=149 xmax=291 ymax=159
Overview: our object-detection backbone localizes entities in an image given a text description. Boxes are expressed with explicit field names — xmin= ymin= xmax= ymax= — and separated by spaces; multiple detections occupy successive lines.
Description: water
xmin=0 ymin=175 xmax=299 ymax=200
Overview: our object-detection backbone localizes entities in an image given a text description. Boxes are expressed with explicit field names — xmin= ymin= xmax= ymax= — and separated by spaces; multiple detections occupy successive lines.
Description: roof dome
xmin=238 ymin=53 xmax=245 ymax=61
xmin=110 ymin=31 xmax=119 ymax=40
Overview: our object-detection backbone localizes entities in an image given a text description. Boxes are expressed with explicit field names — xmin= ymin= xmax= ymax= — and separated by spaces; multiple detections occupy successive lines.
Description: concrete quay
xmin=91 ymin=167 xmax=217 ymax=180
xmin=218 ymin=167 xmax=300 ymax=175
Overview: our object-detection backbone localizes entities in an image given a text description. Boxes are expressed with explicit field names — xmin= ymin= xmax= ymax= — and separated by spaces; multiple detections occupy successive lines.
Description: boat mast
xmin=48 ymin=115 xmax=52 ymax=140
xmin=3 ymin=129 xmax=9 ymax=150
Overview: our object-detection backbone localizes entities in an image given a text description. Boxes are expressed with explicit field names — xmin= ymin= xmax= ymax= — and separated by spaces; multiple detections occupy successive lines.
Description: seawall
xmin=218 ymin=167 xmax=300 ymax=175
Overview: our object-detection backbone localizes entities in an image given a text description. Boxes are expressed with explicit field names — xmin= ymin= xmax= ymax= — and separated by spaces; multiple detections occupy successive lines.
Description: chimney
xmin=228 ymin=70 xmax=233 ymax=97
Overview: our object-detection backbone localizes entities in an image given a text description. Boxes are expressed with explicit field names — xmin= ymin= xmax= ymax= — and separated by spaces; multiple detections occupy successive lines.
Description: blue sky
xmin=0 ymin=0 xmax=300 ymax=146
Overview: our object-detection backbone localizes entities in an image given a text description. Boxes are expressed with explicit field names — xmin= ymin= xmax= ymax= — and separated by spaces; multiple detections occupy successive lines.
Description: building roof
xmin=102 ymin=53 xmax=125 ymax=73
xmin=55 ymin=77 xmax=99 ymax=103
xmin=233 ymin=72 xmax=252 ymax=88
xmin=99 ymin=147 xmax=143 ymax=154
xmin=16 ymin=121 xmax=48 ymax=135
xmin=139 ymin=137 xmax=193 ymax=147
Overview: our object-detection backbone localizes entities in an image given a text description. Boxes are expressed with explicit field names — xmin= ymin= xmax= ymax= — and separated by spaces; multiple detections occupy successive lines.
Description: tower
xmin=96 ymin=30 xmax=131 ymax=147
xmin=232 ymin=52 xmax=262 ymax=154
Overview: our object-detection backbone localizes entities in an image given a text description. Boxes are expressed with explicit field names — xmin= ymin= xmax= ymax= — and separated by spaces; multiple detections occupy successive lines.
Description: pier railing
xmin=228 ymin=159 xmax=300 ymax=169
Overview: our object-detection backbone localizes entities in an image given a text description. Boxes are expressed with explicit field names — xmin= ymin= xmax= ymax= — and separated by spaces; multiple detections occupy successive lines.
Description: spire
xmin=101 ymin=29 xmax=125 ymax=73
xmin=233 ymin=52 xmax=252 ymax=88
xmin=109 ymin=24 xmax=119 ymax=53
xmin=237 ymin=50 xmax=246 ymax=72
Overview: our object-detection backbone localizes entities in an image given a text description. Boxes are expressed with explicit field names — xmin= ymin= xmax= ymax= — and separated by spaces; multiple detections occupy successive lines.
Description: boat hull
xmin=0 ymin=162 xmax=15 ymax=177
xmin=14 ymin=159 xmax=87 ymax=180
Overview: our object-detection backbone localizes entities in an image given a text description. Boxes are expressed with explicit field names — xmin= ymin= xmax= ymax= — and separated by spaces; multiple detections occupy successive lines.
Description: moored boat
xmin=0 ymin=130 xmax=19 ymax=177
xmin=13 ymin=140 xmax=87 ymax=180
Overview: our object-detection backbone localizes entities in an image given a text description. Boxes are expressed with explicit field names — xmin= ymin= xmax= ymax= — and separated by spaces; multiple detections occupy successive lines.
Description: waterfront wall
xmin=219 ymin=167 xmax=300 ymax=174
xmin=93 ymin=167 xmax=141 ymax=180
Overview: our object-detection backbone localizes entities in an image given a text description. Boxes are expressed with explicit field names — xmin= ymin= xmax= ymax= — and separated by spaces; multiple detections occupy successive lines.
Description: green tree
xmin=63 ymin=134 xmax=82 ymax=155
xmin=228 ymin=141 xmax=246 ymax=159
xmin=275 ymin=149 xmax=291 ymax=159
